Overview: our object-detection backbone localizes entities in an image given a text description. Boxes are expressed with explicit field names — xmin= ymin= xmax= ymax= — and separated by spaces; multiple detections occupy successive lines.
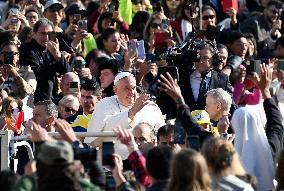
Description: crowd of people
xmin=0 ymin=0 xmax=283 ymax=190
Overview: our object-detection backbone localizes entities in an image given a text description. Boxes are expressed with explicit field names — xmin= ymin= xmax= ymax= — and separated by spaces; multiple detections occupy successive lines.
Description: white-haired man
xmin=159 ymin=73 xmax=232 ymax=144
xmin=85 ymin=72 xmax=165 ymax=158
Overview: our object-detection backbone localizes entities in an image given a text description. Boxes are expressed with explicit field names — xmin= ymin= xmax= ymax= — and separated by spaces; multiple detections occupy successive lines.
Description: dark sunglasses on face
xmin=160 ymin=141 xmax=175 ymax=146
xmin=151 ymin=23 xmax=161 ymax=28
xmin=202 ymin=15 xmax=215 ymax=20
xmin=64 ymin=107 xmax=77 ymax=113
xmin=270 ymin=9 xmax=279 ymax=15
xmin=0 ymin=51 xmax=19 ymax=56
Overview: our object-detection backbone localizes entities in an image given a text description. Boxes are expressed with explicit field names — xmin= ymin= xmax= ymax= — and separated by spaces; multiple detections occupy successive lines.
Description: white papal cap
xmin=114 ymin=72 xmax=134 ymax=86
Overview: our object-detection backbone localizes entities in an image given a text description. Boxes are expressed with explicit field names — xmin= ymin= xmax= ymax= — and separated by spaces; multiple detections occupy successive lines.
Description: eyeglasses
xmin=0 ymin=51 xmax=19 ymax=56
xmin=160 ymin=141 xmax=175 ymax=146
xmin=37 ymin=31 xmax=53 ymax=36
xmin=202 ymin=15 xmax=215 ymax=20
xmin=64 ymin=107 xmax=77 ymax=113
xmin=134 ymin=136 xmax=147 ymax=143
xmin=270 ymin=9 xmax=279 ymax=15
xmin=151 ymin=23 xmax=161 ymax=28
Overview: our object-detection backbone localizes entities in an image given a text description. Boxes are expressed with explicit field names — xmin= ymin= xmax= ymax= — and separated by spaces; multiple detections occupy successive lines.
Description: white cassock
xmin=84 ymin=95 xmax=165 ymax=159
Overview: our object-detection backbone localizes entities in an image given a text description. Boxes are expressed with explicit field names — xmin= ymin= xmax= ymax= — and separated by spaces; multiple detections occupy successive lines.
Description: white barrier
xmin=0 ymin=131 xmax=116 ymax=171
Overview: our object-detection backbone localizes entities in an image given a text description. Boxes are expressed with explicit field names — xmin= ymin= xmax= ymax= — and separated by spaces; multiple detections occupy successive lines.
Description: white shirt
xmin=190 ymin=70 xmax=212 ymax=101
xmin=85 ymin=95 xmax=165 ymax=159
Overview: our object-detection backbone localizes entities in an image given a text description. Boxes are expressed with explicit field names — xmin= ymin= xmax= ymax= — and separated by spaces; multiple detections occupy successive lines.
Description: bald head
xmin=60 ymin=72 xmax=80 ymax=96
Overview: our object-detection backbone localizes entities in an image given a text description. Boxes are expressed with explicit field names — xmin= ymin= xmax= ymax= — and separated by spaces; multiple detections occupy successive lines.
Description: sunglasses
xmin=270 ymin=9 xmax=279 ymax=15
xmin=160 ymin=141 xmax=175 ymax=146
xmin=202 ymin=15 xmax=215 ymax=20
xmin=0 ymin=51 xmax=19 ymax=56
xmin=64 ymin=107 xmax=77 ymax=113
xmin=151 ymin=23 xmax=161 ymax=28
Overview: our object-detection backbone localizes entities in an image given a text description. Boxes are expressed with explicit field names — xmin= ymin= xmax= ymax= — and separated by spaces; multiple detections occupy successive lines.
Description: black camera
xmin=244 ymin=59 xmax=261 ymax=74
xmin=73 ymin=60 xmax=86 ymax=72
xmin=73 ymin=147 xmax=98 ymax=168
xmin=3 ymin=52 xmax=14 ymax=65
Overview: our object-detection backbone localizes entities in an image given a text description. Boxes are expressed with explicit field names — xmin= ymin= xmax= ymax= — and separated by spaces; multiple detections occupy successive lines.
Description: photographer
xmin=0 ymin=41 xmax=36 ymax=100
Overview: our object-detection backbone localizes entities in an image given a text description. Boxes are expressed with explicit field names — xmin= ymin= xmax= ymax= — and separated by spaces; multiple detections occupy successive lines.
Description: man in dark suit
xmin=179 ymin=42 xmax=233 ymax=112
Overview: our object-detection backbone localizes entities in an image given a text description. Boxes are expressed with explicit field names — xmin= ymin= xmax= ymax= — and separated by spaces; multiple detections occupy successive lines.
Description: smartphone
xmin=73 ymin=60 xmax=86 ymax=72
xmin=72 ymin=14 xmax=81 ymax=24
xmin=4 ymin=52 xmax=14 ymax=65
xmin=158 ymin=66 xmax=179 ymax=81
xmin=244 ymin=59 xmax=261 ymax=74
xmin=221 ymin=0 xmax=238 ymax=13
xmin=173 ymin=120 xmax=186 ymax=144
xmin=9 ymin=8 xmax=19 ymax=16
xmin=77 ymin=20 xmax=87 ymax=30
xmin=186 ymin=136 xmax=200 ymax=151
xmin=10 ymin=17 xmax=18 ymax=24
xmin=278 ymin=59 xmax=284 ymax=71
xmin=136 ymin=40 xmax=145 ymax=60
xmin=154 ymin=32 xmax=170 ymax=49
xmin=161 ymin=19 xmax=170 ymax=30
xmin=48 ymin=31 xmax=57 ymax=42
xmin=127 ymin=39 xmax=137 ymax=59
xmin=145 ymin=53 xmax=155 ymax=62
xmin=69 ymin=82 xmax=79 ymax=93
xmin=102 ymin=142 xmax=115 ymax=169
xmin=109 ymin=0 xmax=119 ymax=12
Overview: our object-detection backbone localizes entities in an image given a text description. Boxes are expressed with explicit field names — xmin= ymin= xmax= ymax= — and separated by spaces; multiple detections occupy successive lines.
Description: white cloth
xmin=231 ymin=104 xmax=275 ymax=191
xmin=181 ymin=19 xmax=192 ymax=41
xmin=85 ymin=95 xmax=165 ymax=159
xmin=190 ymin=70 xmax=212 ymax=101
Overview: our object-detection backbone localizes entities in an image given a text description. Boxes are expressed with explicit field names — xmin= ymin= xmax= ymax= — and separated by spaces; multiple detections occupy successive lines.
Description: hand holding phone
xmin=136 ymin=40 xmax=145 ymax=60
xmin=127 ymin=39 xmax=137 ymax=59
xmin=48 ymin=31 xmax=57 ymax=42
xmin=77 ymin=20 xmax=87 ymax=31
xmin=154 ymin=32 xmax=171 ymax=49
xmin=102 ymin=142 xmax=115 ymax=169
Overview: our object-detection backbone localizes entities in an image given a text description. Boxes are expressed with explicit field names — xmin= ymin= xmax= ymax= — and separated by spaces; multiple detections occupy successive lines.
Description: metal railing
xmin=0 ymin=131 xmax=116 ymax=171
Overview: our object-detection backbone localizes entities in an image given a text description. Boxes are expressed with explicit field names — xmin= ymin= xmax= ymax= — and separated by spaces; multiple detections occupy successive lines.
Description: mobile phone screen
xmin=136 ymin=40 xmax=145 ymax=60
xmin=278 ymin=59 xmax=284 ymax=71
xmin=127 ymin=40 xmax=137 ymax=59
xmin=48 ymin=31 xmax=57 ymax=42
xmin=102 ymin=142 xmax=115 ymax=168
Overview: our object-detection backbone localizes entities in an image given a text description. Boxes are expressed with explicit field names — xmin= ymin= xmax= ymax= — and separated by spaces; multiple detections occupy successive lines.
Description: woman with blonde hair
xmin=168 ymin=148 xmax=211 ymax=191
xmin=202 ymin=137 xmax=254 ymax=191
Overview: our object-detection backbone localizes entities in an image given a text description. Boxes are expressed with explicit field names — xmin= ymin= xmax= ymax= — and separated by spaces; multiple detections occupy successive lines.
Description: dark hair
xmin=226 ymin=31 xmax=246 ymax=44
xmin=266 ymin=0 xmax=282 ymax=9
xmin=130 ymin=11 xmax=150 ymax=39
xmin=0 ymin=170 xmax=19 ymax=191
xmin=146 ymin=145 xmax=173 ymax=180
xmin=18 ymin=26 xmax=33 ymax=43
xmin=97 ymin=12 xmax=113 ymax=34
xmin=244 ymin=33 xmax=258 ymax=57
xmin=0 ymin=31 xmax=18 ymax=48
xmin=80 ymin=80 xmax=102 ymax=96
xmin=97 ymin=59 xmax=120 ymax=77
xmin=161 ymin=0 xmax=181 ymax=19
xmin=217 ymin=43 xmax=228 ymax=52
xmin=35 ymin=100 xmax=58 ymax=118
xmin=101 ymin=27 xmax=118 ymax=41
xmin=275 ymin=36 xmax=284 ymax=49
xmin=0 ymin=41 xmax=18 ymax=52
xmin=157 ymin=124 xmax=174 ymax=142
xmin=25 ymin=7 xmax=39 ymax=17
xmin=202 ymin=5 xmax=216 ymax=15
xmin=33 ymin=18 xmax=54 ymax=33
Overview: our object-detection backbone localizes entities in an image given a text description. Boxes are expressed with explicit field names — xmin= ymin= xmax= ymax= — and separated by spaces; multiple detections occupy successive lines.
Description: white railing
xmin=0 ymin=131 xmax=116 ymax=171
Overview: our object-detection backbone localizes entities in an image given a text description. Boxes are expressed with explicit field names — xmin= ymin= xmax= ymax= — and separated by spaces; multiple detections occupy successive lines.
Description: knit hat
xmin=191 ymin=110 xmax=212 ymax=125
xmin=37 ymin=141 xmax=74 ymax=165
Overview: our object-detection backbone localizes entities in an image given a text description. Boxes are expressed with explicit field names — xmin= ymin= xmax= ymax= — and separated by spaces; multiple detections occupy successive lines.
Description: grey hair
xmin=135 ymin=122 xmax=157 ymax=138
xmin=207 ymin=88 xmax=232 ymax=111
xmin=33 ymin=18 xmax=54 ymax=32
xmin=58 ymin=95 xmax=80 ymax=107
xmin=35 ymin=100 xmax=58 ymax=118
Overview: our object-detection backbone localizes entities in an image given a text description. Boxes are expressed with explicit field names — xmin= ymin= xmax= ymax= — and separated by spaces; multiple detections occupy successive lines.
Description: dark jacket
xmin=179 ymin=69 xmax=233 ymax=111
xmin=19 ymin=39 xmax=70 ymax=103
xmin=264 ymin=98 xmax=283 ymax=160
xmin=146 ymin=180 xmax=169 ymax=191
xmin=177 ymin=103 xmax=213 ymax=145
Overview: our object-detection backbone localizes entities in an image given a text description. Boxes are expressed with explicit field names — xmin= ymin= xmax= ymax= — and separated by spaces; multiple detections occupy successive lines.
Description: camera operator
xmin=178 ymin=41 xmax=233 ymax=112
xmin=0 ymin=41 xmax=36 ymax=100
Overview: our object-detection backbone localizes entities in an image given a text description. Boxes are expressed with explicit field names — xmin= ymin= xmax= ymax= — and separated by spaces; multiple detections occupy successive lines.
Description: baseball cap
xmin=37 ymin=141 xmax=74 ymax=165
xmin=191 ymin=110 xmax=212 ymax=125
xmin=44 ymin=0 xmax=64 ymax=11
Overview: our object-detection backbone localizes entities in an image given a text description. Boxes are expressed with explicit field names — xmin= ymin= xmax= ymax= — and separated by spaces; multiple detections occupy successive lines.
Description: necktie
xmin=198 ymin=73 xmax=207 ymax=100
